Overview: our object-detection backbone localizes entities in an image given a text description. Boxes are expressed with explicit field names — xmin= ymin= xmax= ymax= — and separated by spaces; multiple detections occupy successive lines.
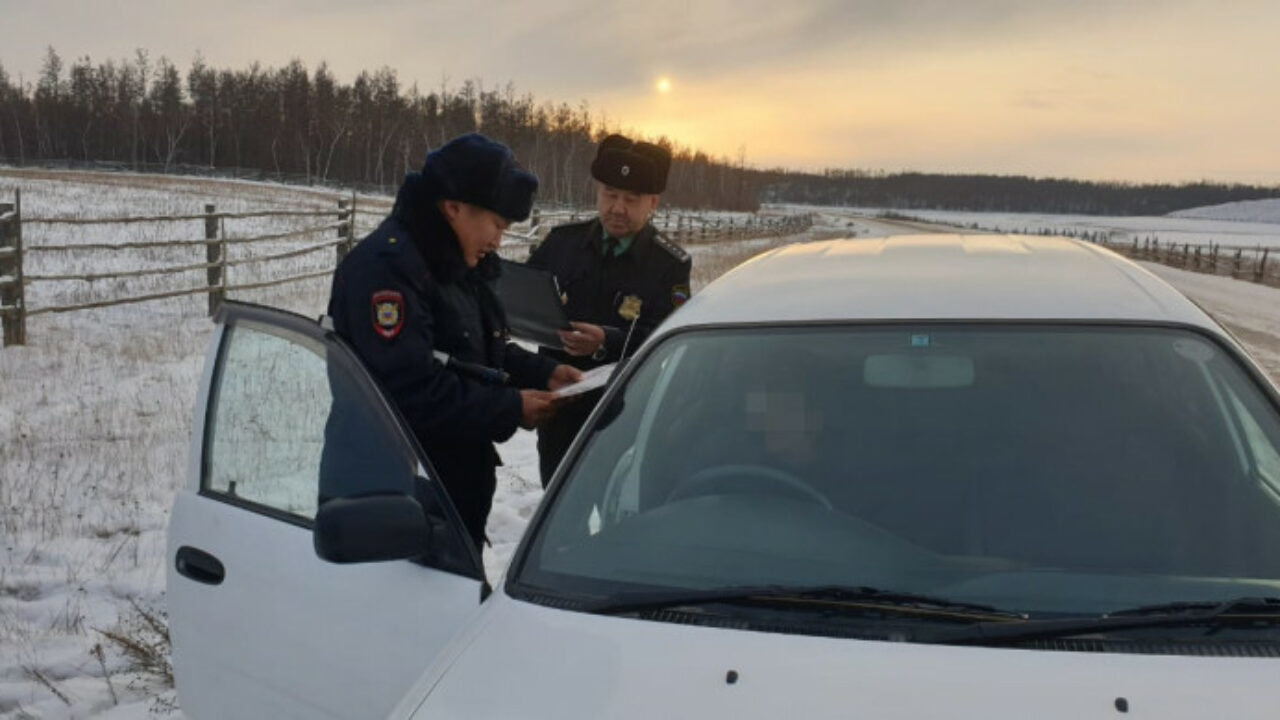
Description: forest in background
xmin=2 ymin=48 xmax=1277 ymax=215
xmin=0 ymin=49 xmax=759 ymax=209
xmin=760 ymin=169 xmax=1280 ymax=216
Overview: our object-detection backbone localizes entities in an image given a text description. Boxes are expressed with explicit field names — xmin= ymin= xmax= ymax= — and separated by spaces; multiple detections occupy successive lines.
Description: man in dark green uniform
xmin=526 ymin=134 xmax=692 ymax=487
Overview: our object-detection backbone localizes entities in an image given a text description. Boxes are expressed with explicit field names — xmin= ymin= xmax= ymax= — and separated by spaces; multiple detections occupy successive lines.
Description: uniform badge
xmin=621 ymin=165 xmax=631 ymax=176
xmin=672 ymin=284 xmax=690 ymax=307
xmin=618 ymin=295 xmax=643 ymax=321
xmin=371 ymin=290 xmax=405 ymax=340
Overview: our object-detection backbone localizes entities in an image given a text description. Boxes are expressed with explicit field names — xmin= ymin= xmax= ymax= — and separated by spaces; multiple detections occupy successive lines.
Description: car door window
xmin=203 ymin=316 xmax=414 ymax=522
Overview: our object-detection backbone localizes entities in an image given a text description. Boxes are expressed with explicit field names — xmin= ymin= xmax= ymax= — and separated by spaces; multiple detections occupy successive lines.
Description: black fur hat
xmin=590 ymin=134 xmax=671 ymax=194
xmin=421 ymin=133 xmax=538 ymax=221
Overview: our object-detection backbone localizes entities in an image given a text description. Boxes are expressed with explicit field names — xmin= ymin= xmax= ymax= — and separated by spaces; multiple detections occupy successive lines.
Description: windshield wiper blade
xmin=1107 ymin=596 xmax=1280 ymax=618
xmin=933 ymin=596 xmax=1280 ymax=646
xmin=585 ymin=584 xmax=1026 ymax=622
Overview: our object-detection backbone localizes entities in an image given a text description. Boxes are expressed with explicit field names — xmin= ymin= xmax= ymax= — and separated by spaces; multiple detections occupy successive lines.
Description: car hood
xmin=394 ymin=591 xmax=1280 ymax=719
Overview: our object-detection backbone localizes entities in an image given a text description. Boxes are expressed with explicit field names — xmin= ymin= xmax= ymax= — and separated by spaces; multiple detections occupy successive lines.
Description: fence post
xmin=336 ymin=198 xmax=351 ymax=265
xmin=205 ymin=204 xmax=223 ymax=317
xmin=349 ymin=189 xmax=358 ymax=251
xmin=0 ymin=189 xmax=26 ymax=346
xmin=1259 ymin=248 xmax=1270 ymax=283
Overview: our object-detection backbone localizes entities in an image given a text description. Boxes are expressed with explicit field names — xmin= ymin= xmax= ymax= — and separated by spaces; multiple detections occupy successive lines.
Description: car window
xmin=1221 ymin=381 xmax=1280 ymax=498
xmin=203 ymin=318 xmax=414 ymax=522
xmin=518 ymin=324 xmax=1280 ymax=616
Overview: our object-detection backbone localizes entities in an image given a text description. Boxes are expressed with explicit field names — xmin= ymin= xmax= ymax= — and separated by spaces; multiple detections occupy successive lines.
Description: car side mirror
xmin=314 ymin=494 xmax=430 ymax=563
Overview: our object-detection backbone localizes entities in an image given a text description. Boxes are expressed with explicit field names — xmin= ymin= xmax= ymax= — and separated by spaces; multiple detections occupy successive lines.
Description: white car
xmin=167 ymin=235 xmax=1280 ymax=719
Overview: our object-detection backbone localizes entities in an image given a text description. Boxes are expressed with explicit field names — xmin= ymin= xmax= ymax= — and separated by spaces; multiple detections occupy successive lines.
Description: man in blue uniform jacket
xmin=327 ymin=133 xmax=581 ymax=549
xmin=527 ymin=134 xmax=692 ymax=487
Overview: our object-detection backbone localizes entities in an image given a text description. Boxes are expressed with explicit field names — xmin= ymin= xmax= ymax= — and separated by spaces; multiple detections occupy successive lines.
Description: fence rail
xmin=23 ymin=209 xmax=344 ymax=225
xmin=0 ymin=188 xmax=812 ymax=347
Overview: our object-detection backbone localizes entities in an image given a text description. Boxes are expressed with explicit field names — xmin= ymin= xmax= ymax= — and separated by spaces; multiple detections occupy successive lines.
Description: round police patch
xmin=672 ymin=284 xmax=690 ymax=307
xmin=371 ymin=290 xmax=405 ymax=340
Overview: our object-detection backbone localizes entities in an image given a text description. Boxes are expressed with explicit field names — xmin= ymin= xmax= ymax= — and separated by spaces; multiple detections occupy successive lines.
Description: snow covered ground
xmin=2 ymin=171 xmax=1279 ymax=718
xmin=1169 ymin=198 xmax=1280 ymax=224
xmin=836 ymin=205 xmax=1280 ymax=249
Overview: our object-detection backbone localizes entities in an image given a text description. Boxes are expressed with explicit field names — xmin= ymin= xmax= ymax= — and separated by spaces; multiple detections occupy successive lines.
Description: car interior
xmin=620 ymin=326 xmax=1280 ymax=581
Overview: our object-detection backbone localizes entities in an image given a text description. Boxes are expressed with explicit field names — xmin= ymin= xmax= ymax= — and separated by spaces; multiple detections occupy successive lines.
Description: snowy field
xmin=829 ymin=204 xmax=1280 ymax=249
xmin=2 ymin=171 xmax=1280 ymax=718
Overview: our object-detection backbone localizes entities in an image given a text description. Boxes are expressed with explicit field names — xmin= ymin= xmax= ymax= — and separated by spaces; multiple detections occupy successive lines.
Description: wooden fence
xmin=0 ymin=191 xmax=358 ymax=346
xmin=0 ymin=190 xmax=813 ymax=347
xmin=1096 ymin=235 xmax=1278 ymax=287
xmin=534 ymin=208 xmax=814 ymax=246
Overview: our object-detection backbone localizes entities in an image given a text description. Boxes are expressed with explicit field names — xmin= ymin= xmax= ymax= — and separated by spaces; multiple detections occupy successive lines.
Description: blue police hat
xmin=422 ymin=133 xmax=538 ymax=221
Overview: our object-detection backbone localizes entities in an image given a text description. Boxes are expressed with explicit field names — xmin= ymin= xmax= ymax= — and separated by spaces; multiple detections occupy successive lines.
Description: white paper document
xmin=554 ymin=363 xmax=617 ymax=398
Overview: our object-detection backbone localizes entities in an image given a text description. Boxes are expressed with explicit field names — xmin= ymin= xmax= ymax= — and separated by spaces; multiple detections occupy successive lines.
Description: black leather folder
xmin=494 ymin=259 xmax=572 ymax=347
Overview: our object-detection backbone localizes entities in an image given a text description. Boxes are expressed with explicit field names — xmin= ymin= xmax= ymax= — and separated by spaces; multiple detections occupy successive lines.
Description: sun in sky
xmin=655 ymin=77 xmax=672 ymax=94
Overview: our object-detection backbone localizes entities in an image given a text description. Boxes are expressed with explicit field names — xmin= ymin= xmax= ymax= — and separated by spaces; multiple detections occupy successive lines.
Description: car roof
xmin=663 ymin=234 xmax=1217 ymax=332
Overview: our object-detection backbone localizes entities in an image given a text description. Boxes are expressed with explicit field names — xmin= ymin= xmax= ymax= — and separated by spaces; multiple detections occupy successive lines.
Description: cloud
xmin=491 ymin=0 xmax=1200 ymax=95
xmin=2 ymin=0 xmax=1277 ymax=182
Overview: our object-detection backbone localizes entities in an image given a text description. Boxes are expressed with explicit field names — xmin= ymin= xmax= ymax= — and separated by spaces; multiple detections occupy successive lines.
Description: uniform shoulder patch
xmin=371 ymin=290 xmax=405 ymax=340
xmin=653 ymin=232 xmax=691 ymax=264
xmin=671 ymin=284 xmax=691 ymax=308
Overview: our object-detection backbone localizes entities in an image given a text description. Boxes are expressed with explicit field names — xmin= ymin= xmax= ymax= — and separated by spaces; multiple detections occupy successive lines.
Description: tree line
xmin=0 ymin=48 xmax=761 ymax=210
xmin=3 ymin=48 xmax=1277 ymax=216
xmin=758 ymin=168 xmax=1280 ymax=216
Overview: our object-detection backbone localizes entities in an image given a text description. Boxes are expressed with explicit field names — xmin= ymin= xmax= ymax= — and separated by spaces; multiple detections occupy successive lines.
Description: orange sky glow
xmin=4 ymin=0 xmax=1278 ymax=184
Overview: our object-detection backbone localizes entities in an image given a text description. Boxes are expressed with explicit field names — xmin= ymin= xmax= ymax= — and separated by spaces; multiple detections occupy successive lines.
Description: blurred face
xmin=596 ymin=183 xmax=659 ymax=237
xmin=440 ymin=200 xmax=509 ymax=268
xmin=745 ymin=389 xmax=824 ymax=465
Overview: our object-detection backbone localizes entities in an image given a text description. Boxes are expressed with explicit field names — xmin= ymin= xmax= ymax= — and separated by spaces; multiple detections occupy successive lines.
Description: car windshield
xmin=514 ymin=324 xmax=1280 ymax=620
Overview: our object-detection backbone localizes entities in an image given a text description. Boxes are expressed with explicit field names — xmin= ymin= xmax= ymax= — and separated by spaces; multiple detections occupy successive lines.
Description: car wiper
xmin=1107 ymin=596 xmax=1280 ymax=618
xmin=585 ymin=584 xmax=1027 ymax=623
xmin=932 ymin=596 xmax=1280 ymax=646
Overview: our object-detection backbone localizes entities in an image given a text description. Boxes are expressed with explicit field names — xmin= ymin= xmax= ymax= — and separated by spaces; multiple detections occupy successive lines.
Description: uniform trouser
xmin=536 ymin=390 xmax=601 ymax=488
xmin=437 ymin=458 xmax=497 ymax=550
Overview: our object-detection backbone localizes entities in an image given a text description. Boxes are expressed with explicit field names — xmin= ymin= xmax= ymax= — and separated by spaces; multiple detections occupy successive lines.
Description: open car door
xmin=166 ymin=301 xmax=484 ymax=719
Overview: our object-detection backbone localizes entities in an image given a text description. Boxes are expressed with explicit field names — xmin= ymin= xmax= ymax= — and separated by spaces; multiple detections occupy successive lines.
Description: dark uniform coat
xmin=327 ymin=173 xmax=558 ymax=547
xmin=526 ymin=217 xmax=691 ymax=484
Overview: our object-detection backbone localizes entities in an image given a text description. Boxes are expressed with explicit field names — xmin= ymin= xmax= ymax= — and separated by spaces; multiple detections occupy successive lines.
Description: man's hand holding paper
xmin=552 ymin=363 xmax=616 ymax=399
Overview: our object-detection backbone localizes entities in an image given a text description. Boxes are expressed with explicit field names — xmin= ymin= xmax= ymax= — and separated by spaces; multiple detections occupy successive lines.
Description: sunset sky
xmin=4 ymin=0 xmax=1278 ymax=184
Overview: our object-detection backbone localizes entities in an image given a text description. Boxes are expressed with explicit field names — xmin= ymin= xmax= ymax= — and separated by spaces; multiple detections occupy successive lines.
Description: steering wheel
xmin=665 ymin=463 xmax=834 ymax=509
